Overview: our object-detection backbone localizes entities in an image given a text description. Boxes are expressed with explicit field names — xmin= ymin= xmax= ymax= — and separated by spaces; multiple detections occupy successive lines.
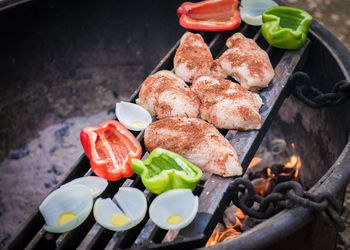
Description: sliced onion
xmin=60 ymin=176 xmax=108 ymax=198
xmin=39 ymin=184 xmax=93 ymax=233
xmin=93 ymin=187 xmax=147 ymax=231
xmin=115 ymin=101 xmax=152 ymax=131
xmin=149 ymin=189 xmax=198 ymax=230
xmin=240 ymin=0 xmax=278 ymax=26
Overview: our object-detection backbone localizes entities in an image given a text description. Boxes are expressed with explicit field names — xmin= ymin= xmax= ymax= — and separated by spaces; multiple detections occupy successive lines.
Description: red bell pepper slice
xmin=177 ymin=0 xmax=241 ymax=32
xmin=80 ymin=120 xmax=142 ymax=181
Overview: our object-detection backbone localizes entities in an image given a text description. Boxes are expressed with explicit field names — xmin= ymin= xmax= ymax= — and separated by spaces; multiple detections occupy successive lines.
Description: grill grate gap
xmin=269 ymin=47 xmax=286 ymax=68
xmin=241 ymin=25 xmax=261 ymax=39
xmin=256 ymin=34 xmax=270 ymax=50
xmin=149 ymin=228 xmax=168 ymax=244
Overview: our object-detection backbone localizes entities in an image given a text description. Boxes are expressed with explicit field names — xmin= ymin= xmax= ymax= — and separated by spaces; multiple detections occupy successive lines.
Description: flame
xmin=281 ymin=143 xmax=302 ymax=180
xmin=266 ymin=168 xmax=273 ymax=177
xmin=284 ymin=155 xmax=298 ymax=169
xmin=235 ymin=208 xmax=245 ymax=221
xmin=206 ymin=227 xmax=221 ymax=247
xmin=248 ymin=157 xmax=262 ymax=168
xmin=294 ymin=158 xmax=302 ymax=179
xmin=205 ymin=208 xmax=246 ymax=247
xmin=217 ymin=227 xmax=241 ymax=242
xmin=206 ymin=142 xmax=302 ymax=247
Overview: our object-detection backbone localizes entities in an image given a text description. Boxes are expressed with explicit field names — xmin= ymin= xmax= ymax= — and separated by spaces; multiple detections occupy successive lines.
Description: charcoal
xmin=49 ymin=145 xmax=59 ymax=155
xmin=54 ymin=126 xmax=70 ymax=141
xmin=8 ymin=147 xmax=29 ymax=160
xmin=51 ymin=164 xmax=63 ymax=176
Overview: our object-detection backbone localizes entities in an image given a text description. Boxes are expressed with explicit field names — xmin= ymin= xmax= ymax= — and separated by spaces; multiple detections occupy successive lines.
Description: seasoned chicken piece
xmin=191 ymin=76 xmax=263 ymax=130
xmin=210 ymin=59 xmax=227 ymax=79
xmin=216 ymin=32 xmax=274 ymax=91
xmin=136 ymin=70 xmax=200 ymax=119
xmin=145 ymin=117 xmax=242 ymax=177
xmin=174 ymin=32 xmax=213 ymax=83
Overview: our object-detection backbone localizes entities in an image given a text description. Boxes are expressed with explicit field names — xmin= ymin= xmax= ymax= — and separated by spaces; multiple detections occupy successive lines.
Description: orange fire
xmin=280 ymin=143 xmax=302 ymax=180
xmin=248 ymin=157 xmax=262 ymax=168
xmin=280 ymin=155 xmax=301 ymax=179
xmin=205 ymin=208 xmax=246 ymax=247
xmin=205 ymin=143 xmax=302 ymax=247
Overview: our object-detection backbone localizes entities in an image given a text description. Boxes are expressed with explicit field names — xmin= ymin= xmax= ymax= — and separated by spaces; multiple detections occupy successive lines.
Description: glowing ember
xmin=165 ymin=230 xmax=179 ymax=242
xmin=252 ymin=177 xmax=273 ymax=196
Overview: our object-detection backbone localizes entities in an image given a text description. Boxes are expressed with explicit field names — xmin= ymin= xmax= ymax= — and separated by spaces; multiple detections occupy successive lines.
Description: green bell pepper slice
xmin=131 ymin=148 xmax=203 ymax=194
xmin=261 ymin=6 xmax=312 ymax=49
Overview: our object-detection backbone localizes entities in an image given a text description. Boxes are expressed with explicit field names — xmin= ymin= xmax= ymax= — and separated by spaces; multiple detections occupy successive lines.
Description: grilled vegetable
xmin=39 ymin=184 xmax=93 ymax=233
xmin=261 ymin=6 xmax=312 ymax=49
xmin=239 ymin=0 xmax=278 ymax=26
xmin=61 ymin=176 xmax=108 ymax=198
xmin=93 ymin=187 xmax=147 ymax=231
xmin=131 ymin=148 xmax=203 ymax=194
xmin=115 ymin=101 xmax=152 ymax=131
xmin=80 ymin=120 xmax=142 ymax=181
xmin=177 ymin=0 xmax=241 ymax=31
xmin=149 ymin=189 xmax=199 ymax=230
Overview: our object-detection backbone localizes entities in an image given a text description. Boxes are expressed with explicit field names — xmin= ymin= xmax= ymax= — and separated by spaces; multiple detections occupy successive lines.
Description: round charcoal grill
xmin=2 ymin=0 xmax=350 ymax=249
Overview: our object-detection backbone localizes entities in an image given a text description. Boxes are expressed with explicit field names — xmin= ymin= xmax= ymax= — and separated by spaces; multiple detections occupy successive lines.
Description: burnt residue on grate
xmin=8 ymin=23 xmax=311 ymax=250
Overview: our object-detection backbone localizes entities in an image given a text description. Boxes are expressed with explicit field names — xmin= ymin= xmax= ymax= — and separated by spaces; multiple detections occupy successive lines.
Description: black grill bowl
xmin=1 ymin=0 xmax=350 ymax=249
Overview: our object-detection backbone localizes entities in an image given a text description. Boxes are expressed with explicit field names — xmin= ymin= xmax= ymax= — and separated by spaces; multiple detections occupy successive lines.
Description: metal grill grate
xmin=8 ymin=23 xmax=310 ymax=250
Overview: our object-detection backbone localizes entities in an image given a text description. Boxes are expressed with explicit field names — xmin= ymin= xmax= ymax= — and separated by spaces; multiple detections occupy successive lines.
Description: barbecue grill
xmin=4 ymin=0 xmax=350 ymax=249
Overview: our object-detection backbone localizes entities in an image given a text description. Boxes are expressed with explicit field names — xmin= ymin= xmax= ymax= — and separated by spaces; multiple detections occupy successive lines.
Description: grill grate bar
xmin=9 ymin=24 xmax=310 ymax=250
